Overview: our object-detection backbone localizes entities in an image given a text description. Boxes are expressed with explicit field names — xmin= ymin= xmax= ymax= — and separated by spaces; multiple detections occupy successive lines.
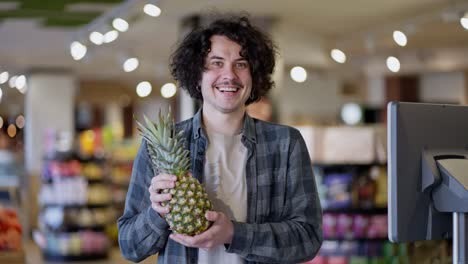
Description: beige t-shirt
xmin=198 ymin=129 xmax=248 ymax=264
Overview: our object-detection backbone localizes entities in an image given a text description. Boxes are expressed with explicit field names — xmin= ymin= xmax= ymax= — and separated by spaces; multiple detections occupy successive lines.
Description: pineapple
xmin=136 ymin=110 xmax=212 ymax=235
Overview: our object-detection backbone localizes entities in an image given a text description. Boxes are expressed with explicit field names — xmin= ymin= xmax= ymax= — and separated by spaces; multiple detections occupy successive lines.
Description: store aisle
xmin=24 ymin=240 xmax=158 ymax=264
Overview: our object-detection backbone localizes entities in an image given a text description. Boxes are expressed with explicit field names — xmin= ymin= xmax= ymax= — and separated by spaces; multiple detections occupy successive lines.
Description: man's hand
xmin=148 ymin=173 xmax=177 ymax=217
xmin=169 ymin=211 xmax=234 ymax=250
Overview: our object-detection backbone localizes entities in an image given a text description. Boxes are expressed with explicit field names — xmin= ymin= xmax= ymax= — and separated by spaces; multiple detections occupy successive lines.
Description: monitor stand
xmin=433 ymin=158 xmax=468 ymax=264
xmin=453 ymin=212 xmax=467 ymax=264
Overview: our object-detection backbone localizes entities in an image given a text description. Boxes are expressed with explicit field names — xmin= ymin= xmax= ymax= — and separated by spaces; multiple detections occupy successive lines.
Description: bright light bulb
xmin=0 ymin=71 xmax=8 ymax=84
xmin=7 ymin=124 xmax=16 ymax=138
xmin=123 ymin=58 xmax=139 ymax=72
xmin=290 ymin=66 xmax=307 ymax=83
xmin=16 ymin=115 xmax=25 ymax=129
xmin=9 ymin=75 xmax=17 ymax=88
xmin=15 ymin=75 xmax=26 ymax=90
xmin=160 ymin=83 xmax=177 ymax=98
xmin=104 ymin=30 xmax=119 ymax=43
xmin=461 ymin=14 xmax=468 ymax=30
xmin=330 ymin=49 xmax=346 ymax=63
xmin=136 ymin=81 xmax=152 ymax=97
xmin=89 ymin=31 xmax=104 ymax=45
xmin=386 ymin=56 xmax=401 ymax=73
xmin=70 ymin=41 xmax=87 ymax=60
xmin=393 ymin=30 xmax=408 ymax=47
xmin=112 ymin=18 xmax=129 ymax=32
xmin=143 ymin=4 xmax=161 ymax=17
xmin=341 ymin=103 xmax=362 ymax=125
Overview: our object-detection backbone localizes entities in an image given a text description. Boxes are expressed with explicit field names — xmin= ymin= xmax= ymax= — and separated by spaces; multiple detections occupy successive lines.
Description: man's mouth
xmin=213 ymin=80 xmax=243 ymax=94
xmin=216 ymin=86 xmax=240 ymax=93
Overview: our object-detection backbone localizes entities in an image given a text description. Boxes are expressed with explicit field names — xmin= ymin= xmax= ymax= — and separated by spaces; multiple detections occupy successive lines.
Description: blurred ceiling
xmin=0 ymin=0 xmax=468 ymax=84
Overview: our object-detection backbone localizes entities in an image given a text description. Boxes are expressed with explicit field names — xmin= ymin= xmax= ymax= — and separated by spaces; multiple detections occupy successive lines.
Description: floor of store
xmin=23 ymin=240 xmax=158 ymax=264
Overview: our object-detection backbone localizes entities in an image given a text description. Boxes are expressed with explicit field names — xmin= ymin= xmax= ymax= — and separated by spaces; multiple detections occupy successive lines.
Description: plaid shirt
xmin=118 ymin=109 xmax=323 ymax=264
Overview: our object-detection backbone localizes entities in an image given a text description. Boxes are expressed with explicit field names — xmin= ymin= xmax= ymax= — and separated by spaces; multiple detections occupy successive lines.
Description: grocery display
xmin=0 ymin=149 xmax=25 ymax=263
xmin=313 ymin=163 xmax=392 ymax=262
xmin=107 ymin=139 xmax=138 ymax=244
xmin=296 ymin=125 xmax=393 ymax=263
xmin=35 ymin=131 xmax=113 ymax=261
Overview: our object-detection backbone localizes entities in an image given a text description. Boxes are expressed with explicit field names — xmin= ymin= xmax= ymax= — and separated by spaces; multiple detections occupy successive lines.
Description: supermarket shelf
xmin=0 ymin=250 xmax=24 ymax=264
xmin=41 ymin=203 xmax=112 ymax=209
xmin=323 ymin=237 xmax=388 ymax=242
xmin=43 ymin=252 xmax=108 ymax=262
xmin=323 ymin=207 xmax=387 ymax=215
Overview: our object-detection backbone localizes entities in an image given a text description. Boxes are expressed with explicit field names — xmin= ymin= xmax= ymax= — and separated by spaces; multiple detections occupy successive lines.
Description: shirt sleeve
xmin=226 ymin=130 xmax=323 ymax=263
xmin=117 ymin=140 xmax=171 ymax=262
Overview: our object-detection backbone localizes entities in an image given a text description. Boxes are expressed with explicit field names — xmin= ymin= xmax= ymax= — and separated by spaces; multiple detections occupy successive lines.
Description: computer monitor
xmin=388 ymin=102 xmax=468 ymax=245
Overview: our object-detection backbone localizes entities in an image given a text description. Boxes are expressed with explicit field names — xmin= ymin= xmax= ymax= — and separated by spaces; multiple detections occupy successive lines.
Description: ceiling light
xmin=330 ymin=49 xmax=346 ymax=63
xmin=7 ymin=124 xmax=16 ymax=138
xmin=9 ymin=75 xmax=17 ymax=88
xmin=136 ymin=81 xmax=152 ymax=97
xmin=160 ymin=83 xmax=177 ymax=98
xmin=16 ymin=115 xmax=25 ymax=129
xmin=112 ymin=18 xmax=129 ymax=32
xmin=393 ymin=30 xmax=408 ymax=47
xmin=341 ymin=103 xmax=362 ymax=125
xmin=290 ymin=66 xmax=307 ymax=83
xmin=386 ymin=56 xmax=401 ymax=73
xmin=70 ymin=41 xmax=87 ymax=60
xmin=461 ymin=13 xmax=468 ymax=30
xmin=15 ymin=75 xmax=26 ymax=90
xmin=123 ymin=57 xmax=139 ymax=72
xmin=104 ymin=30 xmax=119 ymax=43
xmin=143 ymin=4 xmax=161 ymax=17
xmin=0 ymin=71 xmax=8 ymax=84
xmin=89 ymin=31 xmax=104 ymax=45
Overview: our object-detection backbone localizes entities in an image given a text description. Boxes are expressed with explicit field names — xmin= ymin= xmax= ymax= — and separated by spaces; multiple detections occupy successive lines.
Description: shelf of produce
xmin=323 ymin=207 xmax=387 ymax=215
xmin=0 ymin=250 xmax=24 ymax=264
xmin=323 ymin=237 xmax=388 ymax=242
xmin=41 ymin=203 xmax=112 ymax=209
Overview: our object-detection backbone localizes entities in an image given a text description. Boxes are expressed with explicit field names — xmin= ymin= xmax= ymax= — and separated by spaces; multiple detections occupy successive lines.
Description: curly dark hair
xmin=169 ymin=14 xmax=277 ymax=105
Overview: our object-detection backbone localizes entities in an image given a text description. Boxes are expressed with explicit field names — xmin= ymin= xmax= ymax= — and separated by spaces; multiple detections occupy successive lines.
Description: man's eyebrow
xmin=207 ymin=56 xmax=247 ymax=61
xmin=234 ymin=58 xmax=248 ymax=62
xmin=208 ymin=55 xmax=224 ymax=60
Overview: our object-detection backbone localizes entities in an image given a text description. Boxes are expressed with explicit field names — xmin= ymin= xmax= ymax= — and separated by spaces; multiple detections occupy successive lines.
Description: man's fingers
xmin=151 ymin=202 xmax=170 ymax=214
xmin=150 ymin=193 xmax=172 ymax=203
xmin=152 ymin=174 xmax=177 ymax=183
xmin=205 ymin=211 xmax=219 ymax=222
xmin=153 ymin=180 xmax=176 ymax=190
xmin=170 ymin=234 xmax=197 ymax=246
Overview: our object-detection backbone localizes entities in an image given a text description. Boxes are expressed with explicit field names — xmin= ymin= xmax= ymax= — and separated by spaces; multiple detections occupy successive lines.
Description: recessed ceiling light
xmin=393 ymin=30 xmax=408 ymax=47
xmin=330 ymin=49 xmax=347 ymax=63
xmin=290 ymin=66 xmax=307 ymax=83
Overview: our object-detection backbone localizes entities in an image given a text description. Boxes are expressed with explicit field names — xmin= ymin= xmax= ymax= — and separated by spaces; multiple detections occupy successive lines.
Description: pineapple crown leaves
xmin=135 ymin=109 xmax=191 ymax=176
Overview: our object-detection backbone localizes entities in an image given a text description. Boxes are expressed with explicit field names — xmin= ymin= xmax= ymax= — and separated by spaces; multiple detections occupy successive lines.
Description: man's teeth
xmin=217 ymin=87 xmax=238 ymax=92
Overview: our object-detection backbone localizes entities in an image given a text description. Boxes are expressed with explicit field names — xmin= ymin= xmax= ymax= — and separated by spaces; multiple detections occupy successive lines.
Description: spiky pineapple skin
xmin=162 ymin=174 xmax=212 ymax=235
xmin=136 ymin=110 xmax=213 ymax=236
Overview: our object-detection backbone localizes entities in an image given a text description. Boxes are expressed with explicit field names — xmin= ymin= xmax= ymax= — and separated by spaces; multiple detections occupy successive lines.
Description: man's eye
xmin=212 ymin=61 xmax=223 ymax=67
xmin=236 ymin=62 xmax=248 ymax=69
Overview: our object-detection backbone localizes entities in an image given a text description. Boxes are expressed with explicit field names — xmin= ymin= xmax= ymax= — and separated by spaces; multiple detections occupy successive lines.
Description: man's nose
xmin=221 ymin=65 xmax=237 ymax=79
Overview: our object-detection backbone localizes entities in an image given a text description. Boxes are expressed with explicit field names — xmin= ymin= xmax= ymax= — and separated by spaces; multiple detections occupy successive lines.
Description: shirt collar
xmin=192 ymin=108 xmax=204 ymax=139
xmin=191 ymin=108 xmax=257 ymax=144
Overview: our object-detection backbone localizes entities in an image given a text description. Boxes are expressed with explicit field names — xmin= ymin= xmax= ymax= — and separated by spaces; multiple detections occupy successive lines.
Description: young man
xmin=118 ymin=15 xmax=323 ymax=264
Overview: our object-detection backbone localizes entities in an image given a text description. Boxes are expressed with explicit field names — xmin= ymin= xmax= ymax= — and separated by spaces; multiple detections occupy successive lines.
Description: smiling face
xmin=200 ymin=35 xmax=252 ymax=116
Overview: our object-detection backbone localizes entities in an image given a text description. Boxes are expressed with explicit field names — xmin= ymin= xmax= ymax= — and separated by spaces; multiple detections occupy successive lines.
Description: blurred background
xmin=0 ymin=0 xmax=467 ymax=263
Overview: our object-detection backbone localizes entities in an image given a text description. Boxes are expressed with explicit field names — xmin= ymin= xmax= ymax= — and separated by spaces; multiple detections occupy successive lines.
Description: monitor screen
xmin=387 ymin=101 xmax=468 ymax=242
